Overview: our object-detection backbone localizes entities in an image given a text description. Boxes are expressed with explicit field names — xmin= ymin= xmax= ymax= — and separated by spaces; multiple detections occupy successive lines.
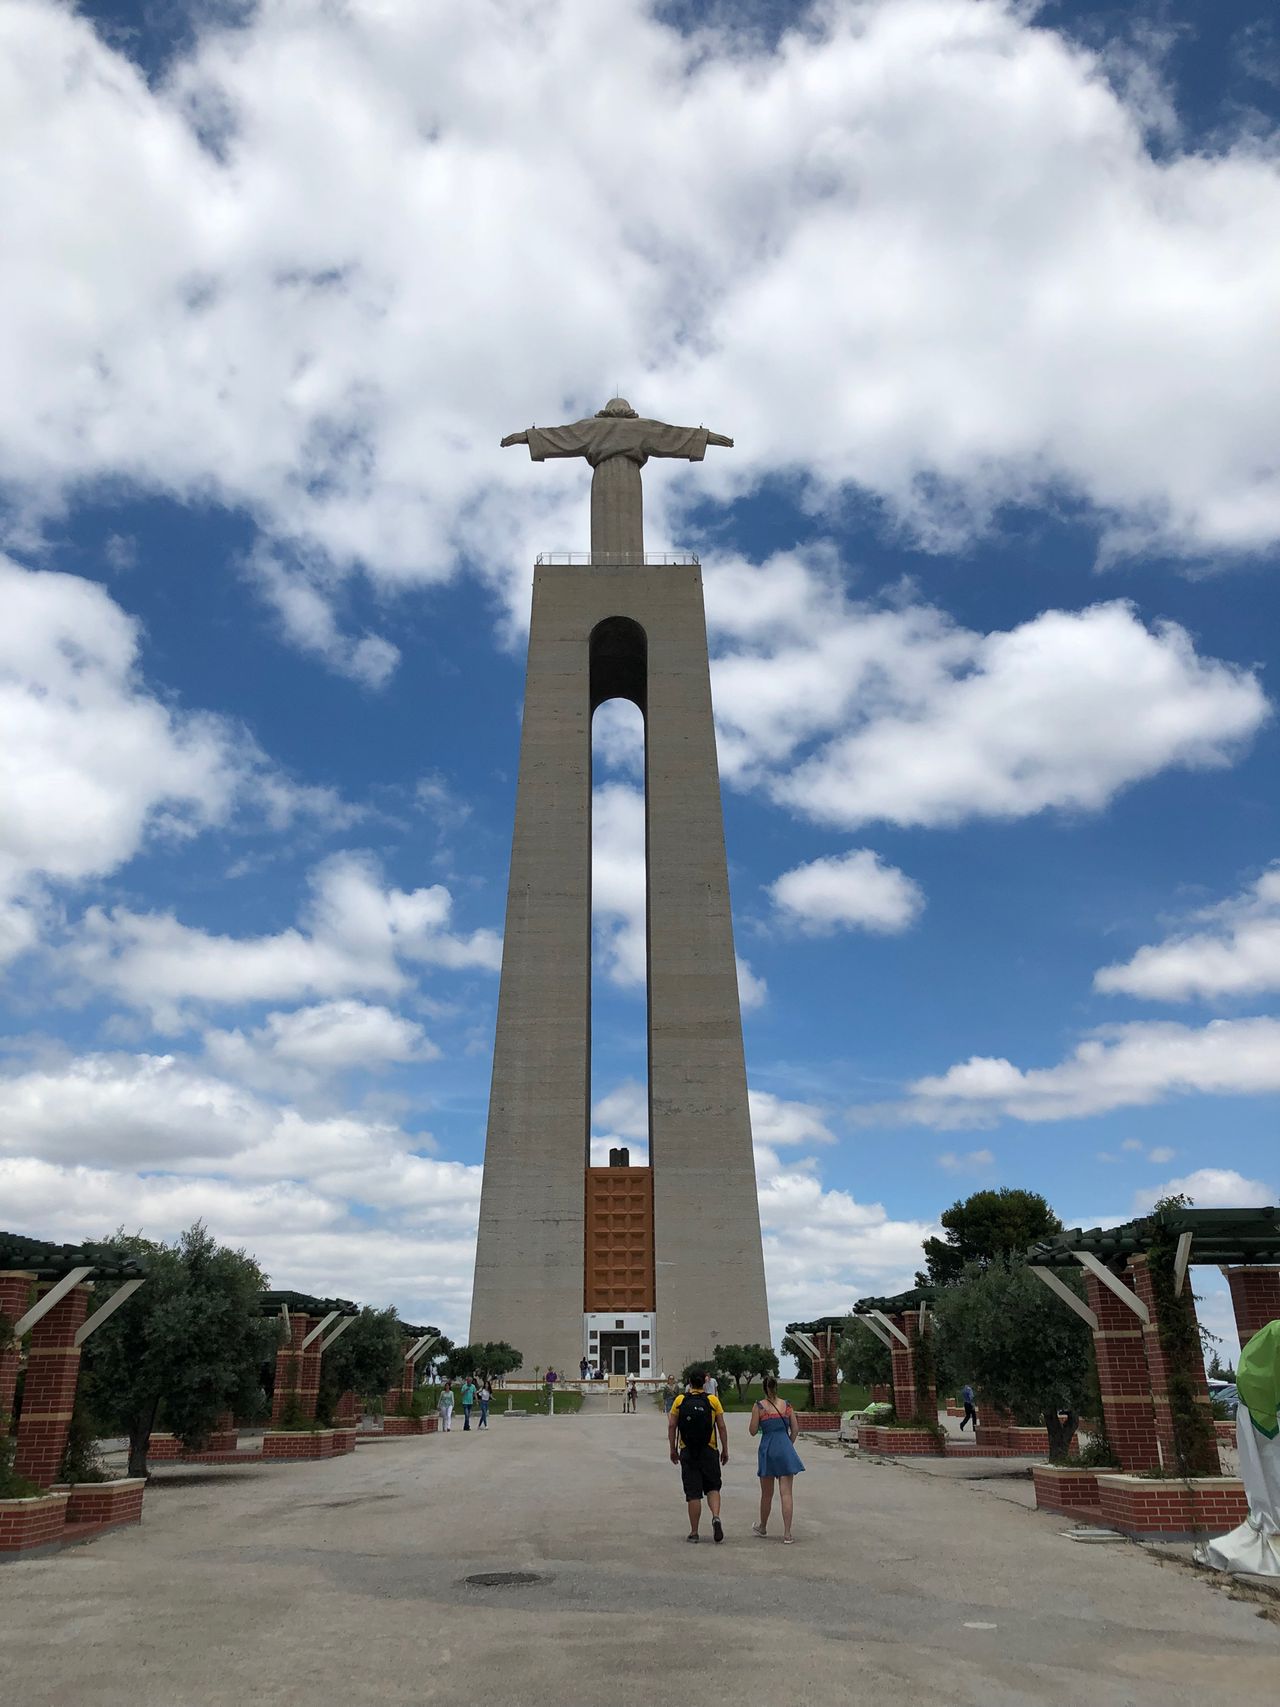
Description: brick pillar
xmin=870 ymin=1383 xmax=891 ymax=1406
xmin=1129 ymin=1254 xmax=1218 ymax=1476
xmin=271 ymin=1313 xmax=312 ymax=1425
xmin=1226 ymin=1267 xmax=1280 ymax=1346
xmin=207 ymin=1411 xmax=238 ymax=1452
xmin=1085 ymin=1266 xmax=1160 ymax=1471
xmin=0 ymin=1271 xmax=35 ymax=1436
xmin=888 ymin=1311 xmax=937 ymax=1423
xmin=13 ymin=1283 xmax=90 ymax=1487
xmin=810 ymin=1328 xmax=840 ymax=1408
xmin=300 ymin=1331 xmax=322 ymax=1422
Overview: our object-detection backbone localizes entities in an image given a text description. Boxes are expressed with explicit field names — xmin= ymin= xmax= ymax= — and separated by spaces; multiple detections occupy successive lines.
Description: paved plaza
xmin=6 ymin=1414 xmax=1276 ymax=1706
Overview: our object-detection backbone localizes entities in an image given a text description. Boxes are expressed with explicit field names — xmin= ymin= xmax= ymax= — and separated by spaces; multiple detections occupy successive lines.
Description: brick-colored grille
xmin=583 ymin=1167 xmax=654 ymax=1311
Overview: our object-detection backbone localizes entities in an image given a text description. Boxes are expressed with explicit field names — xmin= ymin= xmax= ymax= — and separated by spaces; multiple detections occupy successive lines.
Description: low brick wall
xmin=62 ymin=1478 xmax=146 ymax=1529
xmin=860 ymin=1423 xmax=944 ymax=1456
xmin=381 ymin=1415 xmax=439 ymax=1436
xmin=1096 ymin=1474 xmax=1248 ymax=1540
xmin=0 ymin=1489 xmax=70 ymax=1557
xmin=1214 ymin=1419 xmax=1236 ymax=1443
xmin=978 ymin=1423 xmax=1078 ymax=1456
xmin=1031 ymin=1465 xmax=1101 ymax=1515
xmin=794 ymin=1412 xmax=840 ymax=1433
xmin=261 ymin=1427 xmax=357 ymax=1460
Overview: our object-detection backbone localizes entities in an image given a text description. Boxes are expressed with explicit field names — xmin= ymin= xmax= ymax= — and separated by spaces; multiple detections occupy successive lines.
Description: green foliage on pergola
xmin=0 ymin=1230 xmax=148 ymax=1280
xmin=1027 ymin=1205 xmax=1280 ymax=1270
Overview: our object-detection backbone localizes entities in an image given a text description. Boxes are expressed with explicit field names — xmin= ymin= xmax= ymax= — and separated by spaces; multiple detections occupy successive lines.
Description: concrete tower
xmin=469 ymin=399 xmax=770 ymax=1378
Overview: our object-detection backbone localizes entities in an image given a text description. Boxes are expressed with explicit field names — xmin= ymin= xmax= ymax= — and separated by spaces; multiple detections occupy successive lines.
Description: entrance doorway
xmin=599 ymin=1331 xmax=640 ymax=1373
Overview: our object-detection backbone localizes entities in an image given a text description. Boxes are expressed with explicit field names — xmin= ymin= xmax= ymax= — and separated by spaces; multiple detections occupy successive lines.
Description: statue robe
xmin=525 ymin=416 xmax=711 ymax=469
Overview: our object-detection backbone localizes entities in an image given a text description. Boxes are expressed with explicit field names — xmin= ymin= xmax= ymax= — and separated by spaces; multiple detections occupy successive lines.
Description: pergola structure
xmin=845 ymin=1287 xmax=939 ymax=1424
xmin=380 ymin=1321 xmax=440 ymax=1416
xmin=1 ymin=1232 xmax=148 ymax=1488
xmin=1027 ymin=1206 xmax=1280 ymax=1473
xmin=260 ymin=1291 xmax=359 ymax=1426
xmin=786 ymin=1316 xmax=847 ymax=1409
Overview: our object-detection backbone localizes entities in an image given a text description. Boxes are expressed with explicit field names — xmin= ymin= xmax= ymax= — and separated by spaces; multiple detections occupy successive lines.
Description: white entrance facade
xmin=583 ymin=1311 xmax=656 ymax=1376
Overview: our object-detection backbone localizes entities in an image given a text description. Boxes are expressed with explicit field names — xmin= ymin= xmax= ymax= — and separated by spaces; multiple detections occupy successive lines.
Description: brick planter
xmin=794 ymin=1412 xmax=840 ymax=1433
xmin=261 ymin=1427 xmax=356 ymax=1460
xmin=147 ymin=1423 xmax=240 ymax=1461
xmin=860 ymin=1422 xmax=944 ymax=1456
xmin=1031 ymin=1465 xmax=1101 ymax=1516
xmin=381 ymin=1415 xmax=439 ymax=1436
xmin=1214 ymin=1419 xmax=1236 ymax=1443
xmin=0 ymin=1489 xmax=69 ymax=1557
xmin=61 ymin=1478 xmax=145 ymax=1530
xmin=1096 ymin=1473 xmax=1248 ymax=1540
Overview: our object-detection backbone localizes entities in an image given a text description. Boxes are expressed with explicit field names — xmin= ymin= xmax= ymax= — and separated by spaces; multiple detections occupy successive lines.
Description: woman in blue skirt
xmin=748 ymin=1373 xmax=805 ymax=1543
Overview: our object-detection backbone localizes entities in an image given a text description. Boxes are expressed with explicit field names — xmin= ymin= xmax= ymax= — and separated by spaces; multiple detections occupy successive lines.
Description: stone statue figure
xmin=501 ymin=396 xmax=733 ymax=561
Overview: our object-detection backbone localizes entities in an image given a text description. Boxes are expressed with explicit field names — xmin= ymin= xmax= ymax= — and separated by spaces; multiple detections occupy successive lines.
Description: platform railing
xmin=535 ymin=551 xmax=700 ymax=566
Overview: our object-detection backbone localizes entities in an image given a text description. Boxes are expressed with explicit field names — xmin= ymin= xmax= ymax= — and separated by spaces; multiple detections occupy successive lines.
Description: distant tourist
xmin=438 ymin=1379 xmax=455 ymax=1433
xmin=960 ymin=1384 xmax=978 ymax=1432
xmin=661 ymin=1378 xmax=675 ymax=1414
xmin=749 ymin=1374 xmax=804 ymax=1544
xmin=626 ymin=1376 xmax=638 ymax=1413
xmin=668 ymin=1368 xmax=728 ymax=1543
xmin=580 ymin=1357 xmax=590 ymax=1382
xmin=478 ymin=1382 xmax=491 ymax=1429
xmin=461 ymin=1376 xmax=477 ymax=1430
xmin=704 ymin=1372 xmax=719 ymax=1399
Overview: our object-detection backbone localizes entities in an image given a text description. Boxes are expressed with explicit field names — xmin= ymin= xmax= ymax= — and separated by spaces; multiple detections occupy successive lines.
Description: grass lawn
xmin=416 ymin=1386 xmax=584 ymax=1415
xmin=688 ymin=1382 xmax=870 ymax=1413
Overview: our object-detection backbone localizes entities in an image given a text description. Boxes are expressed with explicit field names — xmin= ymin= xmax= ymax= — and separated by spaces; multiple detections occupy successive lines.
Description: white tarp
xmin=1199 ymin=1319 xmax=1280 ymax=1577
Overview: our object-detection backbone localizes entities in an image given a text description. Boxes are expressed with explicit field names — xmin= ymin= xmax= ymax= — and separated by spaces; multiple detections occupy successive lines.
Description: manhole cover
xmin=463 ymin=1571 xmax=546 ymax=1588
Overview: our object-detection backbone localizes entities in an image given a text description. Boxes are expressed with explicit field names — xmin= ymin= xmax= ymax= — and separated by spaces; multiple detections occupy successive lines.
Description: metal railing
xmin=535 ymin=551 xmax=700 ymax=566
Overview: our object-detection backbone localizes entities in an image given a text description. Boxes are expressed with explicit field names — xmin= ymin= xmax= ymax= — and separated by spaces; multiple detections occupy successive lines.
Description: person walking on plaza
xmin=704 ymin=1372 xmax=718 ymax=1399
xmin=478 ymin=1381 xmax=491 ymax=1428
xmin=626 ymin=1376 xmax=638 ymax=1413
xmin=460 ymin=1376 xmax=477 ymax=1430
xmin=959 ymin=1383 xmax=978 ymax=1432
xmin=749 ymin=1374 xmax=804 ymax=1544
xmin=669 ymin=1369 xmax=728 ymax=1543
xmin=438 ymin=1378 xmax=455 ymax=1433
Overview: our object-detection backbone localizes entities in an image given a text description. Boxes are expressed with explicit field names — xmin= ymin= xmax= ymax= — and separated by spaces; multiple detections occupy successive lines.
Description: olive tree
xmin=316 ymin=1306 xmax=404 ymax=1420
xmin=80 ymin=1224 xmax=279 ymax=1477
xmin=933 ymin=1257 xmax=1092 ymax=1460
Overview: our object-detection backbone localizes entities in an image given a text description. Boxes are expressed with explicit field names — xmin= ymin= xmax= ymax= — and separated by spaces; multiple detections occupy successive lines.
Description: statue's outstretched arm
xmin=705 ymin=431 xmax=734 ymax=448
xmin=500 ymin=430 xmax=530 ymax=448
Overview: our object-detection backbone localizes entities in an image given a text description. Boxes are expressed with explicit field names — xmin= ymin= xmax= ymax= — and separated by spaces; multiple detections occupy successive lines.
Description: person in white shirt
xmin=705 ymin=1374 xmax=719 ymax=1399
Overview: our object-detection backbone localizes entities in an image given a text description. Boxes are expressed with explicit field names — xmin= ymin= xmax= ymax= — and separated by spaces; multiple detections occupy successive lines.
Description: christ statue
xmin=501 ymin=396 xmax=733 ymax=561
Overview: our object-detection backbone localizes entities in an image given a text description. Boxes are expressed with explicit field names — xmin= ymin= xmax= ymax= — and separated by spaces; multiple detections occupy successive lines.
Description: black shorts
xmin=679 ymin=1445 xmax=722 ymax=1501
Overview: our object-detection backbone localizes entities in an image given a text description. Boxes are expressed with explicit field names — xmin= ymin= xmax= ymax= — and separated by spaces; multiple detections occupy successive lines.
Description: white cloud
xmin=1095 ymin=865 xmax=1280 ymax=1002
xmin=938 ymin=1148 xmax=995 ymax=1172
xmin=736 ymin=955 xmax=768 ymax=1012
xmin=0 ymin=553 xmax=357 ymax=966
xmin=884 ymin=1016 xmax=1280 ymax=1126
xmin=769 ymin=848 xmax=924 ymax=934
xmin=1132 ymin=1167 xmax=1274 ymax=1214
xmin=204 ymin=998 xmax=437 ymax=1093
xmin=748 ymin=1089 xmax=836 ymax=1150
xmin=3 ymin=0 xmax=1280 ymax=666
xmin=591 ymin=783 xmax=647 ymax=989
xmin=592 ymin=1079 xmax=648 ymax=1143
xmin=68 ymin=850 xmax=501 ymax=1026
xmin=250 ymin=546 xmax=401 ymax=688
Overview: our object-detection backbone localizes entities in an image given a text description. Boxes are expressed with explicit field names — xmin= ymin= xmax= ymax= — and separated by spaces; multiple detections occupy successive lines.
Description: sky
xmin=1 ymin=0 xmax=1278 ymax=1354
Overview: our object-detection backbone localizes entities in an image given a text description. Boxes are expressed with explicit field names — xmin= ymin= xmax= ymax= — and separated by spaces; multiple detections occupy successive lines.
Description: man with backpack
xmin=668 ymin=1369 xmax=729 ymax=1542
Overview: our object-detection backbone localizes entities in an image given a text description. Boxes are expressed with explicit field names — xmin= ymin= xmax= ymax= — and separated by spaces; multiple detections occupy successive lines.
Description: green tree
xmin=316 ymin=1306 xmax=404 ymax=1421
xmin=838 ymin=1323 xmax=892 ymax=1391
xmin=918 ymin=1188 xmax=1062 ymax=1287
xmin=712 ymin=1342 xmax=779 ymax=1400
xmin=442 ymin=1341 xmax=522 ymax=1382
xmin=80 ymin=1224 xmax=279 ymax=1478
xmin=933 ymin=1257 xmax=1092 ymax=1460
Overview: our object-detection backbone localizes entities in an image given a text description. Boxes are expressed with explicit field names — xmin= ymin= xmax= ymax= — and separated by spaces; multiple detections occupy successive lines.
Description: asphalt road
xmin=5 ymin=1412 xmax=1276 ymax=1706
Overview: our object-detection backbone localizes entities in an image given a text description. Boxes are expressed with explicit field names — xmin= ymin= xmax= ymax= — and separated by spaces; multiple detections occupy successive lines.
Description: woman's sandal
xmin=782 ymin=1535 xmax=794 ymax=1544
xmin=751 ymin=1522 xmax=767 ymax=1537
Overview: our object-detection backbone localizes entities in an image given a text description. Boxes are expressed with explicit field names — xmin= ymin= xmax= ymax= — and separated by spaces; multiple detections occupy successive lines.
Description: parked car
xmin=1208 ymin=1379 xmax=1238 ymax=1418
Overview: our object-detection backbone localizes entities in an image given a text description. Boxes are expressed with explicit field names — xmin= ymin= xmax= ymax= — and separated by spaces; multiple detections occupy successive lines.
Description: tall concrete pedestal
xmin=469 ymin=556 xmax=770 ymax=1376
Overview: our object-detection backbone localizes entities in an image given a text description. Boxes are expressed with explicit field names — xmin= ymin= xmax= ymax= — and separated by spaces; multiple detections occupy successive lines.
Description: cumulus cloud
xmin=67 ymin=850 xmax=501 ymax=1026
xmin=880 ymin=1016 xmax=1280 ymax=1127
xmin=204 ymin=998 xmax=437 ymax=1094
xmin=1132 ymin=1167 xmax=1274 ymax=1214
xmin=1095 ymin=864 xmax=1280 ymax=1002
xmin=591 ymin=783 xmax=647 ymax=989
xmin=0 ymin=553 xmax=357 ymax=965
xmin=938 ymin=1148 xmax=995 ymax=1172
xmin=3 ymin=0 xmax=1280 ymax=666
xmin=699 ymin=555 xmax=1266 ymax=830
xmin=769 ymin=848 xmax=924 ymax=934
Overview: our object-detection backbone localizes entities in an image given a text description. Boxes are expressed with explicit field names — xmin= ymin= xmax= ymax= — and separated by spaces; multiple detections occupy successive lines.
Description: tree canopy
xmin=933 ymin=1256 xmax=1092 ymax=1459
xmin=917 ymin=1187 xmax=1063 ymax=1287
xmin=80 ymin=1223 xmax=279 ymax=1478
xmin=839 ymin=1322 xmax=891 ymax=1390
xmin=710 ymin=1342 xmax=779 ymax=1399
xmin=441 ymin=1340 xmax=521 ymax=1381
xmin=316 ymin=1306 xmax=404 ymax=1420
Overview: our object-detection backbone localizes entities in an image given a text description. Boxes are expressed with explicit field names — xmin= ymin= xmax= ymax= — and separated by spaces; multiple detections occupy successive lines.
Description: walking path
xmin=6 ymin=1413 xmax=1276 ymax=1705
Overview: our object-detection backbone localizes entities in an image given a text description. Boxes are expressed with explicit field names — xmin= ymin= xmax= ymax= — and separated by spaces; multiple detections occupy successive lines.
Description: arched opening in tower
xmin=585 ymin=617 xmax=655 ymax=1368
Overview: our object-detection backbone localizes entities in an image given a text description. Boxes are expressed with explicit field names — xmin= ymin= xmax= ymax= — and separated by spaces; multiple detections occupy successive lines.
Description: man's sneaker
xmin=712 ymin=1517 xmax=724 ymax=1544
xmin=686 ymin=1532 xmax=699 ymax=1543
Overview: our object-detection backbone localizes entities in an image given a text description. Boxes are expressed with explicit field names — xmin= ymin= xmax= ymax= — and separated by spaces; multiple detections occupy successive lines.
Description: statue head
xmin=596 ymin=397 xmax=638 ymax=418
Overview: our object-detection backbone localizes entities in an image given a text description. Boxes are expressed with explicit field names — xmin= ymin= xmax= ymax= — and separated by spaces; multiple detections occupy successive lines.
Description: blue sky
xmin=1 ymin=0 xmax=1277 ymax=1348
